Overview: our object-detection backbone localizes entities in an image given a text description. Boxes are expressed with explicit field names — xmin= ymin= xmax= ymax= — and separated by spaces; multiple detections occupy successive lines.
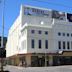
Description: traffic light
xmin=0 ymin=48 xmax=6 ymax=58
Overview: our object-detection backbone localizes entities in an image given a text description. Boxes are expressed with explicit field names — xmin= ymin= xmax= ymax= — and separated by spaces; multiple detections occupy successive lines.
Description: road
xmin=3 ymin=65 xmax=72 ymax=72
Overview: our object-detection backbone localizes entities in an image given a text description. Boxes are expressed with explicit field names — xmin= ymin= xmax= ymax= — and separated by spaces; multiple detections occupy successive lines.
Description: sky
xmin=0 ymin=0 xmax=72 ymax=37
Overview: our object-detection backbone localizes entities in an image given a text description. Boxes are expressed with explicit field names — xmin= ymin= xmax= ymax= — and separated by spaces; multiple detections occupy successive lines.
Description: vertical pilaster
xmin=26 ymin=54 xmax=31 ymax=66
xmin=49 ymin=55 xmax=53 ymax=66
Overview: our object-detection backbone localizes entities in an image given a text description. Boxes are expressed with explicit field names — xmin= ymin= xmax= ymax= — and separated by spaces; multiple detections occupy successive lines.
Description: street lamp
xmin=58 ymin=50 xmax=63 ymax=54
xmin=1 ymin=0 xmax=5 ymax=48
xmin=57 ymin=50 xmax=63 ymax=65
xmin=45 ymin=50 xmax=47 ymax=66
xmin=1 ymin=0 xmax=5 ymax=71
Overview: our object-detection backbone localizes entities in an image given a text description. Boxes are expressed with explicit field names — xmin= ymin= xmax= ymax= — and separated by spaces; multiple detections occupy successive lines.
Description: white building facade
xmin=6 ymin=5 xmax=72 ymax=66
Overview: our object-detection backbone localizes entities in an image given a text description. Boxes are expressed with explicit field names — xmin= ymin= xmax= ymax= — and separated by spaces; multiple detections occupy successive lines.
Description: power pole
xmin=1 ymin=0 xmax=5 ymax=71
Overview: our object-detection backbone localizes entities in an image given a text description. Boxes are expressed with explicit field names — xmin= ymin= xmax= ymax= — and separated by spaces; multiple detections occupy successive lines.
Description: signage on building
xmin=67 ymin=13 xmax=72 ymax=22
xmin=24 ymin=6 xmax=50 ymax=17
xmin=52 ymin=10 xmax=65 ymax=20
xmin=24 ymin=6 xmax=66 ymax=20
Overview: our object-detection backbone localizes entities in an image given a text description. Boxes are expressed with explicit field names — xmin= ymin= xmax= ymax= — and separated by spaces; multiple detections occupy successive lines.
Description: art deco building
xmin=6 ymin=5 xmax=72 ymax=66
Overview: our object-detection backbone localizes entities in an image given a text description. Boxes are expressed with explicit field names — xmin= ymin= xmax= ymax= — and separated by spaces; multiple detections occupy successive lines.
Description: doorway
xmin=31 ymin=56 xmax=45 ymax=67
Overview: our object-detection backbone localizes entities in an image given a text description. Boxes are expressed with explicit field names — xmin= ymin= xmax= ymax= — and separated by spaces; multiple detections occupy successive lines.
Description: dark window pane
xmin=45 ymin=31 xmax=48 ymax=35
xmin=71 ymin=34 xmax=72 ymax=37
xmin=38 ymin=30 xmax=42 ymax=34
xmin=63 ymin=33 xmax=65 ymax=36
xmin=31 ymin=39 xmax=35 ymax=48
xmin=63 ymin=41 xmax=65 ymax=49
xmin=67 ymin=33 xmax=69 ymax=37
xmin=31 ymin=30 xmax=35 ymax=34
xmin=71 ymin=41 xmax=72 ymax=49
xmin=45 ymin=40 xmax=48 ymax=49
xmin=38 ymin=40 xmax=41 ymax=49
xmin=58 ymin=41 xmax=61 ymax=49
xmin=67 ymin=41 xmax=70 ymax=49
xmin=58 ymin=32 xmax=61 ymax=36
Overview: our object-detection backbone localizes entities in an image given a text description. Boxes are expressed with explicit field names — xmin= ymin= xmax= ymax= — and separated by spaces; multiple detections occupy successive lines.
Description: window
xmin=71 ymin=41 xmax=72 ymax=49
xmin=67 ymin=41 xmax=70 ymax=49
xmin=67 ymin=33 xmax=69 ymax=37
xmin=31 ymin=39 xmax=35 ymax=48
xmin=38 ymin=40 xmax=41 ymax=49
xmin=31 ymin=30 xmax=35 ymax=34
xmin=45 ymin=40 xmax=48 ymax=49
xmin=58 ymin=32 xmax=61 ymax=36
xmin=45 ymin=31 xmax=48 ymax=35
xmin=63 ymin=33 xmax=65 ymax=36
xmin=71 ymin=33 xmax=72 ymax=37
xmin=58 ymin=41 xmax=61 ymax=49
xmin=38 ymin=30 xmax=42 ymax=34
xmin=63 ymin=41 xmax=65 ymax=49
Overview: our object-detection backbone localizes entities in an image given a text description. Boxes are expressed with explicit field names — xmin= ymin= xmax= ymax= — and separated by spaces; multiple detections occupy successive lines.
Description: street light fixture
xmin=57 ymin=50 xmax=63 ymax=65
xmin=58 ymin=50 xmax=63 ymax=54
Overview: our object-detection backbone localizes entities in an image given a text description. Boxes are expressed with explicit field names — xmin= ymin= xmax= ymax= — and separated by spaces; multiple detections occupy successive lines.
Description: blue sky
xmin=0 ymin=0 xmax=72 ymax=37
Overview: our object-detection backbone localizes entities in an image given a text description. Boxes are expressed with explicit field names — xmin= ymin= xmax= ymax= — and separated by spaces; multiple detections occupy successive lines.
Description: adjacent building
xmin=6 ymin=5 xmax=72 ymax=66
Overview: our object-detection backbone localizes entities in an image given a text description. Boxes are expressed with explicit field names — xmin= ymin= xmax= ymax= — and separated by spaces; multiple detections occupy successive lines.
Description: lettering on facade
xmin=24 ymin=6 xmax=49 ymax=17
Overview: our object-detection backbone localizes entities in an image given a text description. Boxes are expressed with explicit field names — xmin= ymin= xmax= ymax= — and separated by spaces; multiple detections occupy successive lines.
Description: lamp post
xmin=1 ymin=0 xmax=5 ymax=71
xmin=45 ymin=50 xmax=47 ymax=66
xmin=58 ymin=50 xmax=63 ymax=65
xmin=1 ymin=0 xmax=5 ymax=48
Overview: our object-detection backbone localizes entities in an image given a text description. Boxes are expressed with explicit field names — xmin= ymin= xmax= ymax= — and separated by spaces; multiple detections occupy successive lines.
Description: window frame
xmin=58 ymin=41 xmax=61 ymax=49
xmin=45 ymin=40 xmax=48 ymax=49
xmin=31 ymin=39 xmax=35 ymax=48
xmin=31 ymin=30 xmax=35 ymax=34
xmin=38 ymin=40 xmax=42 ymax=49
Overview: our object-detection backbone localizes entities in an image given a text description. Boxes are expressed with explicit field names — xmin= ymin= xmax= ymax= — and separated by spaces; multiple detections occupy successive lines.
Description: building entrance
xmin=38 ymin=57 xmax=45 ymax=66
xmin=31 ymin=56 xmax=45 ymax=67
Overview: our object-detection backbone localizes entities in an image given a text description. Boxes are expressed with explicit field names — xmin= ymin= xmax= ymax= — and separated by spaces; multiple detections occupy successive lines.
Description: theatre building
xmin=6 ymin=5 xmax=72 ymax=67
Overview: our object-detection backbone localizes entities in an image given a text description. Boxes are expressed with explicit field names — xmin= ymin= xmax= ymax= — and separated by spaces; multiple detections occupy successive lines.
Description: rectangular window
xmin=31 ymin=39 xmax=35 ymax=48
xmin=45 ymin=40 xmax=48 ymax=49
xmin=67 ymin=41 xmax=70 ymax=49
xmin=38 ymin=40 xmax=41 ymax=49
xmin=45 ymin=31 xmax=48 ymax=35
xmin=71 ymin=41 xmax=72 ymax=49
xmin=63 ymin=41 xmax=65 ymax=49
xmin=71 ymin=34 xmax=72 ymax=37
xmin=63 ymin=33 xmax=65 ymax=36
xmin=31 ymin=30 xmax=35 ymax=34
xmin=58 ymin=41 xmax=61 ymax=49
xmin=67 ymin=33 xmax=69 ymax=37
xmin=38 ymin=30 xmax=42 ymax=34
xmin=58 ymin=32 xmax=61 ymax=36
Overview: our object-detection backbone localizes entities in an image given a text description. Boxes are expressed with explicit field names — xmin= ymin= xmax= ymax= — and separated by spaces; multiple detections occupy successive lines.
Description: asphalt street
xmin=3 ymin=65 xmax=72 ymax=72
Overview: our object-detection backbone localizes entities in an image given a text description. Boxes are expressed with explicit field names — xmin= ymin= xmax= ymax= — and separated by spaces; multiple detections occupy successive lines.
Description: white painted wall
xmin=6 ymin=16 xmax=21 ymax=57
xmin=6 ymin=5 xmax=72 ymax=57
